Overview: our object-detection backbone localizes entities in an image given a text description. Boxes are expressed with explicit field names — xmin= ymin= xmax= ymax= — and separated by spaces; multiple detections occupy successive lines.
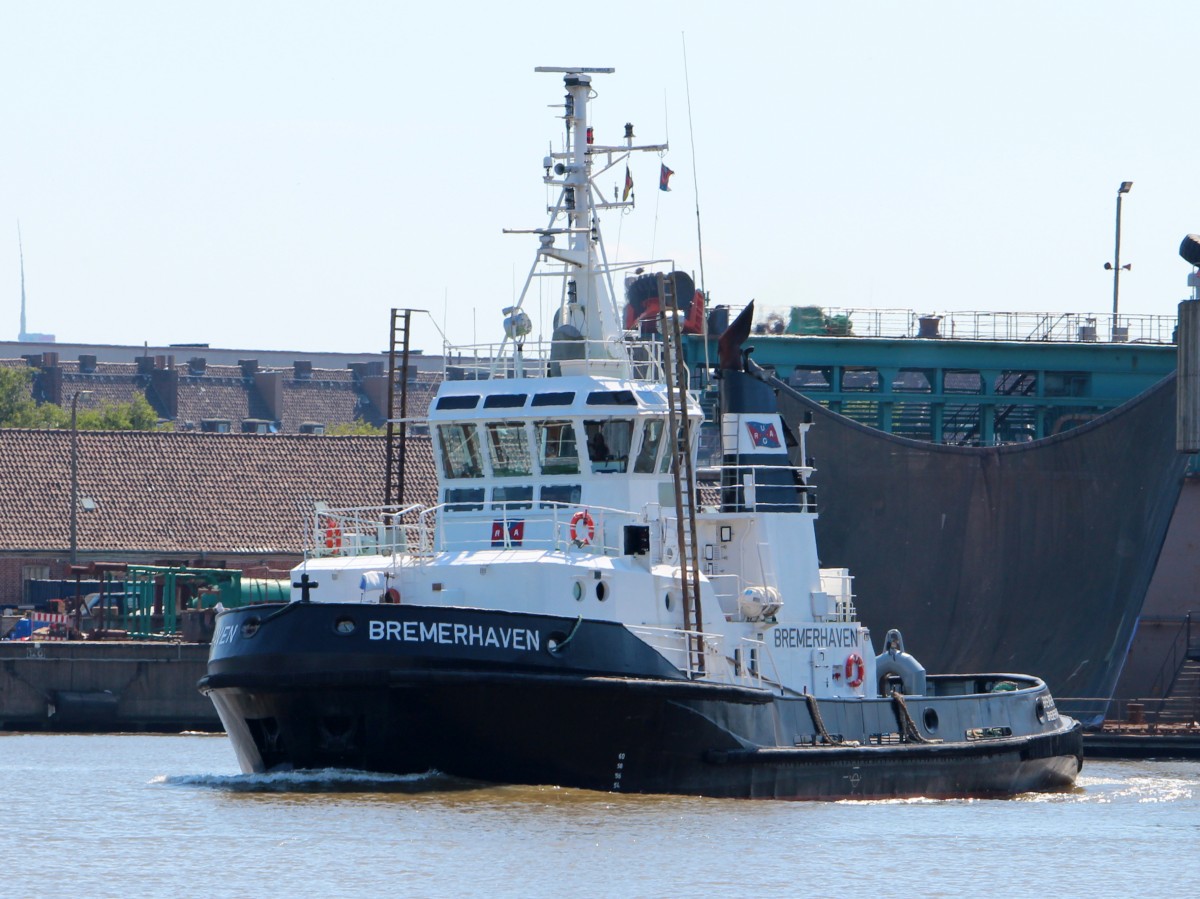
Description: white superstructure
xmin=292 ymin=66 xmax=875 ymax=701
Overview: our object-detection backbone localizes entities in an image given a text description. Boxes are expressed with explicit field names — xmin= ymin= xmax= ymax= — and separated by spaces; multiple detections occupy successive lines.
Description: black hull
xmin=203 ymin=671 xmax=1081 ymax=799
xmin=202 ymin=605 xmax=1082 ymax=800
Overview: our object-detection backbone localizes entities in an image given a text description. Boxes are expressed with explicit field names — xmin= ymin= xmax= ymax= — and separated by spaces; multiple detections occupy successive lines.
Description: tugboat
xmin=200 ymin=67 xmax=1083 ymax=799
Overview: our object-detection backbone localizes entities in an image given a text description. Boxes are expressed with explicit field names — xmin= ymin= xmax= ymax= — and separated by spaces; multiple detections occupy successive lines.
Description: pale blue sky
xmin=2 ymin=1 xmax=1196 ymax=355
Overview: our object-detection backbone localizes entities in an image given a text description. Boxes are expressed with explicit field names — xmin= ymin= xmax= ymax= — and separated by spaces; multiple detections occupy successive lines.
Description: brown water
xmin=6 ymin=733 xmax=1199 ymax=897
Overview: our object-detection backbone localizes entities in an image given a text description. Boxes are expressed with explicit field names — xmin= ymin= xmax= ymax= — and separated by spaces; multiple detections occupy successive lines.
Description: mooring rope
xmin=890 ymin=690 xmax=938 ymax=744
xmin=805 ymin=693 xmax=843 ymax=745
xmin=550 ymin=615 xmax=585 ymax=653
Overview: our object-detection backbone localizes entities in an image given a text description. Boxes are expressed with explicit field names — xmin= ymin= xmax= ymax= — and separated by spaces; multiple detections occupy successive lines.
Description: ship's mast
xmin=496 ymin=66 xmax=667 ymax=379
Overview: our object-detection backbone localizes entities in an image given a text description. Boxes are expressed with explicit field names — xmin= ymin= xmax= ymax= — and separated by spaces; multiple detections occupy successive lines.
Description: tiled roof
xmin=61 ymin=371 xmax=147 ymax=407
xmin=281 ymin=380 xmax=367 ymax=432
xmin=175 ymin=378 xmax=252 ymax=425
xmin=0 ymin=430 xmax=438 ymax=555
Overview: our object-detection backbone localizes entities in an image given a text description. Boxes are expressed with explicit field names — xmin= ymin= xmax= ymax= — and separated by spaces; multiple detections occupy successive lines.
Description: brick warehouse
xmin=3 ymin=350 xmax=442 ymax=434
xmin=0 ymin=429 xmax=438 ymax=606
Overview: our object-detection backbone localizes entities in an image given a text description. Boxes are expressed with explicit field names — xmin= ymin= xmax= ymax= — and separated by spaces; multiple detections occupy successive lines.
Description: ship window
xmin=493 ymin=485 xmax=533 ymax=510
xmin=436 ymin=395 xmax=480 ymax=410
xmin=659 ymin=425 xmax=677 ymax=474
xmin=634 ymin=418 xmax=665 ymax=473
xmin=540 ymin=484 xmax=581 ymax=507
xmin=636 ymin=390 xmax=666 ymax=406
xmin=485 ymin=422 xmax=533 ymax=477
xmin=444 ymin=487 xmax=485 ymax=511
xmin=437 ymin=423 xmax=483 ymax=479
xmin=585 ymin=419 xmax=633 ymax=473
xmin=586 ymin=389 xmax=637 ymax=406
xmin=532 ymin=391 xmax=575 ymax=407
xmin=484 ymin=393 xmax=528 ymax=409
xmin=536 ymin=420 xmax=580 ymax=474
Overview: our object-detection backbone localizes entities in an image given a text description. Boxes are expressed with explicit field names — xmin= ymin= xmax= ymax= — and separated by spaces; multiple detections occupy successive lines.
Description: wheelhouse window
xmin=437 ymin=423 xmax=483 ymax=479
xmin=585 ymin=419 xmax=633 ymax=473
xmin=435 ymin=395 xmax=480 ymax=410
xmin=485 ymin=422 xmax=533 ymax=477
xmin=444 ymin=487 xmax=485 ymax=511
xmin=586 ymin=389 xmax=638 ymax=406
xmin=540 ymin=484 xmax=582 ymax=507
xmin=536 ymin=420 xmax=580 ymax=475
xmin=493 ymin=485 xmax=533 ymax=510
xmin=484 ymin=393 xmax=528 ymax=409
xmin=634 ymin=418 xmax=665 ymax=473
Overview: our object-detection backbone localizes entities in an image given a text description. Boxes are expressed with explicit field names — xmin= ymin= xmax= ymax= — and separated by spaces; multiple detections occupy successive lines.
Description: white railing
xmin=440 ymin=334 xmax=668 ymax=383
xmin=819 ymin=568 xmax=857 ymax=623
xmin=748 ymin=305 xmax=1178 ymax=345
xmin=713 ymin=462 xmax=817 ymax=512
xmin=626 ymin=624 xmax=724 ymax=681
xmin=312 ymin=504 xmax=432 ymax=558
xmin=310 ymin=501 xmax=647 ymax=559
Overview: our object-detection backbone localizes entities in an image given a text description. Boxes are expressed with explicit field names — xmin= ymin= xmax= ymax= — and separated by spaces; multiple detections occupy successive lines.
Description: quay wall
xmin=0 ymin=641 xmax=217 ymax=732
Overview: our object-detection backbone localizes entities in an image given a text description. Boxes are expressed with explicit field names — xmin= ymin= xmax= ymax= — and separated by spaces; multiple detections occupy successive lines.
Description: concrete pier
xmin=0 ymin=641 xmax=218 ymax=732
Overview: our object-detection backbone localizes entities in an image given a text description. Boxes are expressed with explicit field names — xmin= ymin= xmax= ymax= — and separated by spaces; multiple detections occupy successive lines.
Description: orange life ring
xmin=569 ymin=510 xmax=595 ymax=545
xmin=323 ymin=518 xmax=343 ymax=550
xmin=384 ymin=587 xmax=401 ymax=604
xmin=845 ymin=652 xmax=865 ymax=688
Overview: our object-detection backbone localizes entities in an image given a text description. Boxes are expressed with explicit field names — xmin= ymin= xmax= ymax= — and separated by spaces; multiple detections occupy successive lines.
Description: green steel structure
xmin=98 ymin=566 xmax=288 ymax=638
xmin=686 ymin=307 xmax=1177 ymax=447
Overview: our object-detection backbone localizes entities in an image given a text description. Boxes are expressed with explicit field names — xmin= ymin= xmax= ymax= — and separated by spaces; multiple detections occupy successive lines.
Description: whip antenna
xmin=681 ymin=32 xmax=712 ymax=376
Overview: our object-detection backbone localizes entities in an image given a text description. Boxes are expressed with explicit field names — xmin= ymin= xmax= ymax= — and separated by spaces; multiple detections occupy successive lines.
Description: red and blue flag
xmin=745 ymin=421 xmax=781 ymax=449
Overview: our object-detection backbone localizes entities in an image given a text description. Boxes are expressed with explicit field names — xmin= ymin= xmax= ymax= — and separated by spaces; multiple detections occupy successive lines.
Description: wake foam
xmin=153 ymin=768 xmax=481 ymax=793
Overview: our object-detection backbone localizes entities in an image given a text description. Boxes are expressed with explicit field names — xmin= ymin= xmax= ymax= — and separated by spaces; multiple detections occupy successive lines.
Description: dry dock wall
xmin=0 ymin=642 xmax=218 ymax=731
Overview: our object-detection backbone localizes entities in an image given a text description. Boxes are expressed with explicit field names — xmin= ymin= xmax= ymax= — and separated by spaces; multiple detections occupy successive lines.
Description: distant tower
xmin=17 ymin=223 xmax=55 ymax=343
xmin=18 ymin=222 xmax=26 ymax=340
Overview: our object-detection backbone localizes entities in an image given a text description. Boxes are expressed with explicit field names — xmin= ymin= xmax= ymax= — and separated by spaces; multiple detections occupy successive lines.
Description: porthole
xmin=572 ymin=581 xmax=584 ymax=601
xmin=1035 ymin=698 xmax=1046 ymax=723
xmin=923 ymin=707 xmax=939 ymax=734
xmin=334 ymin=617 xmax=356 ymax=636
xmin=596 ymin=582 xmax=607 ymax=601
xmin=240 ymin=617 xmax=261 ymax=638
xmin=664 ymin=593 xmax=673 ymax=611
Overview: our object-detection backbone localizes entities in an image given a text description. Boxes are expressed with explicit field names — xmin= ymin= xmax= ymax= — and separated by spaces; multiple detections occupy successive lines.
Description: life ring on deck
xmin=845 ymin=653 xmax=865 ymax=688
xmin=384 ymin=587 xmax=401 ymax=604
xmin=570 ymin=510 xmax=595 ymax=545
xmin=323 ymin=519 xmax=343 ymax=550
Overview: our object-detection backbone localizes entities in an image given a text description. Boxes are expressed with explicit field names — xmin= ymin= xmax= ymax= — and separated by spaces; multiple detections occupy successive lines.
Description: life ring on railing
xmin=323 ymin=519 xmax=343 ymax=550
xmin=569 ymin=510 xmax=595 ymax=545
xmin=384 ymin=587 xmax=401 ymax=604
xmin=845 ymin=652 xmax=865 ymax=688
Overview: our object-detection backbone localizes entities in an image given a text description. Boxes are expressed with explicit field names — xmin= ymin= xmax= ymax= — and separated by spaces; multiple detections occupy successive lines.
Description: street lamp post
xmin=69 ymin=389 xmax=92 ymax=565
xmin=1106 ymin=180 xmax=1133 ymax=338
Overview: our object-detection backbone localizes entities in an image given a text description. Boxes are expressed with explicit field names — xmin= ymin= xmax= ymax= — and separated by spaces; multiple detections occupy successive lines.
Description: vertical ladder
xmin=658 ymin=274 xmax=705 ymax=676
xmin=385 ymin=308 xmax=414 ymax=507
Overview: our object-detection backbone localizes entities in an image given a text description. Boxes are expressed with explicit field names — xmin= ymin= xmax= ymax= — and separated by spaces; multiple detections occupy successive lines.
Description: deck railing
xmin=310 ymin=501 xmax=647 ymax=559
xmin=440 ymin=334 xmax=669 ymax=382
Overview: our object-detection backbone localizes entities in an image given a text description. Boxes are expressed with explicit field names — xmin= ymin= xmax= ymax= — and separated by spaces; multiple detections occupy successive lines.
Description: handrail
xmin=740 ymin=304 xmax=1178 ymax=345
xmin=1147 ymin=614 xmax=1193 ymax=704
xmin=626 ymin=623 xmax=724 ymax=680
xmin=310 ymin=500 xmax=648 ymax=558
xmin=439 ymin=334 xmax=668 ymax=383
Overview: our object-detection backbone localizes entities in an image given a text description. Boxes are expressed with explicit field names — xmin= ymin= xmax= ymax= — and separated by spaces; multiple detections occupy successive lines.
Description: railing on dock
xmin=747 ymin=305 xmax=1178 ymax=345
